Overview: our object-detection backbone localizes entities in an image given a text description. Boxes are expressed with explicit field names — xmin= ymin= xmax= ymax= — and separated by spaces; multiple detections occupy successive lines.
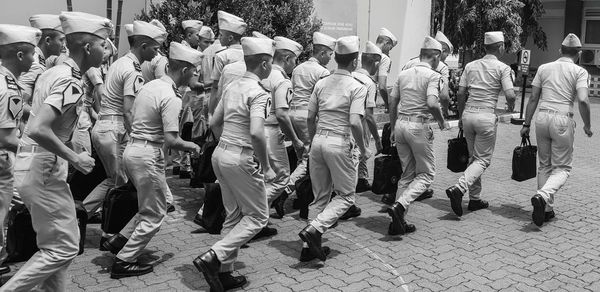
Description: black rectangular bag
xmin=190 ymin=130 xmax=218 ymax=187
xmin=68 ymin=150 xmax=107 ymax=201
xmin=371 ymin=155 xmax=402 ymax=195
xmin=447 ymin=129 xmax=470 ymax=173
xmin=287 ymin=145 xmax=298 ymax=173
xmin=101 ymin=182 xmax=138 ymax=234
xmin=75 ymin=200 xmax=87 ymax=255
xmin=295 ymin=174 xmax=314 ymax=219
xmin=199 ymin=183 xmax=226 ymax=234
xmin=5 ymin=203 xmax=38 ymax=263
xmin=381 ymin=122 xmax=398 ymax=158
xmin=512 ymin=136 xmax=537 ymax=182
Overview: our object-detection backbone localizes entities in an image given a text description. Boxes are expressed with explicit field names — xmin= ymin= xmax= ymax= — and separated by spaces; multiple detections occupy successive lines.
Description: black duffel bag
xmin=447 ymin=129 xmax=469 ymax=173
xmin=190 ymin=130 xmax=217 ymax=187
xmin=5 ymin=203 xmax=38 ymax=263
xmin=197 ymin=183 xmax=226 ymax=234
xmin=381 ymin=122 xmax=398 ymax=158
xmin=512 ymin=136 xmax=537 ymax=182
xmin=372 ymin=155 xmax=402 ymax=195
xmin=101 ymin=182 xmax=138 ymax=234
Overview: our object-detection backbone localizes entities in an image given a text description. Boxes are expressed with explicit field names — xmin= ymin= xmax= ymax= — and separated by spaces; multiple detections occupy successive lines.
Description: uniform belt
xmin=129 ymin=138 xmax=162 ymax=147
xmin=397 ymin=115 xmax=429 ymax=123
xmin=290 ymin=105 xmax=308 ymax=110
xmin=539 ymin=108 xmax=573 ymax=117
xmin=316 ymin=129 xmax=350 ymax=138
xmin=217 ymin=141 xmax=254 ymax=155
xmin=99 ymin=115 xmax=124 ymax=122
xmin=18 ymin=145 xmax=50 ymax=154
xmin=464 ymin=106 xmax=495 ymax=113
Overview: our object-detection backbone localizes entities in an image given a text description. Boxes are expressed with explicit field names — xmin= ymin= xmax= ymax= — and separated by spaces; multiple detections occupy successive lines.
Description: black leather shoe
xmin=531 ymin=194 xmax=546 ymax=227
xmin=193 ymin=249 xmax=223 ymax=292
xmin=99 ymin=236 xmax=109 ymax=251
xmin=102 ymin=234 xmax=128 ymax=255
xmin=88 ymin=212 xmax=102 ymax=224
xmin=388 ymin=222 xmax=416 ymax=236
xmin=387 ymin=202 xmax=414 ymax=235
xmin=166 ymin=203 xmax=176 ymax=213
xmin=272 ymin=192 xmax=288 ymax=219
xmin=252 ymin=226 xmax=278 ymax=241
xmin=381 ymin=193 xmax=395 ymax=205
xmin=172 ymin=166 xmax=180 ymax=175
xmin=467 ymin=199 xmax=489 ymax=211
xmin=339 ymin=205 xmax=361 ymax=220
xmin=0 ymin=264 xmax=10 ymax=275
xmin=355 ymin=178 xmax=371 ymax=193
xmin=415 ymin=189 xmax=434 ymax=201
xmin=299 ymin=246 xmax=331 ymax=262
xmin=545 ymin=210 xmax=555 ymax=222
xmin=219 ymin=272 xmax=247 ymax=290
xmin=298 ymin=225 xmax=326 ymax=261
xmin=446 ymin=186 xmax=464 ymax=217
xmin=110 ymin=259 xmax=153 ymax=279
xmin=193 ymin=214 xmax=204 ymax=226
xmin=179 ymin=171 xmax=191 ymax=179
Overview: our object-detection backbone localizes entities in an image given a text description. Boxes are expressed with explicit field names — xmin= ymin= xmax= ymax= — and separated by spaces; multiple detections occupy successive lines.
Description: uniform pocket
xmin=554 ymin=116 xmax=569 ymax=135
xmin=425 ymin=126 xmax=434 ymax=142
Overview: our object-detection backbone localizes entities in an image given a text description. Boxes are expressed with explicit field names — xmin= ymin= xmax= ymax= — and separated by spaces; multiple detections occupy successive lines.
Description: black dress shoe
xmin=272 ymin=192 xmax=288 ymax=219
xmin=415 ymin=189 xmax=434 ymax=201
xmin=0 ymin=264 xmax=10 ymax=275
xmin=355 ymin=178 xmax=371 ymax=193
xmin=179 ymin=171 xmax=191 ymax=179
xmin=531 ymin=194 xmax=546 ymax=227
xmin=252 ymin=226 xmax=278 ymax=241
xmin=299 ymin=246 xmax=331 ymax=262
xmin=388 ymin=222 xmax=416 ymax=236
xmin=102 ymin=234 xmax=128 ymax=255
xmin=446 ymin=186 xmax=464 ymax=217
xmin=193 ymin=249 xmax=223 ymax=292
xmin=194 ymin=214 xmax=204 ymax=226
xmin=381 ymin=193 xmax=395 ymax=205
xmin=219 ymin=272 xmax=247 ymax=290
xmin=545 ymin=210 xmax=555 ymax=222
xmin=99 ymin=236 xmax=109 ymax=251
xmin=110 ymin=259 xmax=153 ymax=279
xmin=166 ymin=203 xmax=176 ymax=213
xmin=387 ymin=202 xmax=415 ymax=235
xmin=88 ymin=212 xmax=102 ymax=224
xmin=172 ymin=166 xmax=180 ymax=175
xmin=339 ymin=205 xmax=361 ymax=220
xmin=467 ymin=199 xmax=489 ymax=211
xmin=298 ymin=225 xmax=326 ymax=261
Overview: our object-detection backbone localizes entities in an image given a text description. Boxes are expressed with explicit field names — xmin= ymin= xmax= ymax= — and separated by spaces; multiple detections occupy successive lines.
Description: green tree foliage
xmin=433 ymin=0 xmax=547 ymax=59
xmin=136 ymin=0 xmax=322 ymax=60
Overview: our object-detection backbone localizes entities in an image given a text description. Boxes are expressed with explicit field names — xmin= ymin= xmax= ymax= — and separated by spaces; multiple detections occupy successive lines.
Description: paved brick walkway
xmin=2 ymin=101 xmax=600 ymax=291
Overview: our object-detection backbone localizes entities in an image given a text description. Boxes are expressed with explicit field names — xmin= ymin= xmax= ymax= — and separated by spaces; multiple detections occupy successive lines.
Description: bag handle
xmin=457 ymin=129 xmax=464 ymax=139
xmin=202 ymin=128 xmax=217 ymax=141
xmin=521 ymin=136 xmax=531 ymax=146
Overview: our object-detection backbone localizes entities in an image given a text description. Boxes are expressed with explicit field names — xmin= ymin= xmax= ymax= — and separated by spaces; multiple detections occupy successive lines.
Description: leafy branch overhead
xmin=136 ymin=0 xmax=322 ymax=61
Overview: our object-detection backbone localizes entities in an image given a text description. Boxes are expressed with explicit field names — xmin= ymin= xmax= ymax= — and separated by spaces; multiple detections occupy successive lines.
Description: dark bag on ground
xmin=5 ymin=203 xmax=38 ymax=263
xmin=447 ymin=129 xmax=469 ymax=173
xmin=381 ymin=123 xmax=398 ymax=158
xmin=198 ymin=183 xmax=226 ymax=234
xmin=372 ymin=155 xmax=403 ymax=195
xmin=190 ymin=130 xmax=218 ymax=188
xmin=101 ymin=182 xmax=138 ymax=234
xmin=68 ymin=149 xmax=107 ymax=201
xmin=295 ymin=174 xmax=314 ymax=219
xmin=512 ymin=136 xmax=537 ymax=182
xmin=75 ymin=200 xmax=87 ymax=255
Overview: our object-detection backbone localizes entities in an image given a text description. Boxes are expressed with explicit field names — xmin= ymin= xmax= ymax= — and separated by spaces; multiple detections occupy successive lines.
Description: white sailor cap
xmin=124 ymin=24 xmax=133 ymax=37
xmin=182 ymin=20 xmax=203 ymax=31
xmin=363 ymin=41 xmax=382 ymax=55
xmin=335 ymin=36 xmax=359 ymax=54
xmin=198 ymin=26 xmax=215 ymax=40
xmin=59 ymin=11 xmax=113 ymax=39
xmin=217 ymin=11 xmax=247 ymax=35
xmin=313 ymin=32 xmax=335 ymax=50
xmin=484 ymin=31 xmax=504 ymax=45
xmin=562 ymin=33 xmax=582 ymax=48
xmin=274 ymin=36 xmax=303 ymax=57
xmin=133 ymin=20 xmax=167 ymax=44
xmin=252 ymin=31 xmax=269 ymax=39
xmin=0 ymin=24 xmax=42 ymax=46
xmin=241 ymin=37 xmax=274 ymax=56
xmin=379 ymin=27 xmax=397 ymax=47
xmin=435 ymin=31 xmax=453 ymax=52
xmin=422 ymin=36 xmax=442 ymax=51
xmin=29 ymin=14 xmax=63 ymax=32
xmin=169 ymin=41 xmax=203 ymax=66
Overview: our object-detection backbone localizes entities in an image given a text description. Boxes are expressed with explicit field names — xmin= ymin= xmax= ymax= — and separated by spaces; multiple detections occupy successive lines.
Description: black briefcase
xmin=5 ymin=203 xmax=38 ymax=263
xmin=101 ymin=182 xmax=138 ymax=234
xmin=75 ymin=200 xmax=87 ymax=255
xmin=199 ymin=183 xmax=226 ymax=234
xmin=372 ymin=155 xmax=402 ymax=195
xmin=381 ymin=123 xmax=398 ymax=158
xmin=512 ymin=136 xmax=537 ymax=182
xmin=190 ymin=130 xmax=217 ymax=187
xmin=447 ymin=129 xmax=469 ymax=173
xmin=287 ymin=145 xmax=298 ymax=173
xmin=295 ymin=174 xmax=314 ymax=219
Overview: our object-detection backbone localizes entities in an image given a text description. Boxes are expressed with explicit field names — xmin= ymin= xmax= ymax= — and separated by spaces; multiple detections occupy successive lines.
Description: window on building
xmin=583 ymin=9 xmax=600 ymax=45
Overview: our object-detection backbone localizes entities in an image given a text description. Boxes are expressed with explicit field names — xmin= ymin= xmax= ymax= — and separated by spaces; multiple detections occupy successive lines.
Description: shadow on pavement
xmin=488 ymin=203 xmax=531 ymax=222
